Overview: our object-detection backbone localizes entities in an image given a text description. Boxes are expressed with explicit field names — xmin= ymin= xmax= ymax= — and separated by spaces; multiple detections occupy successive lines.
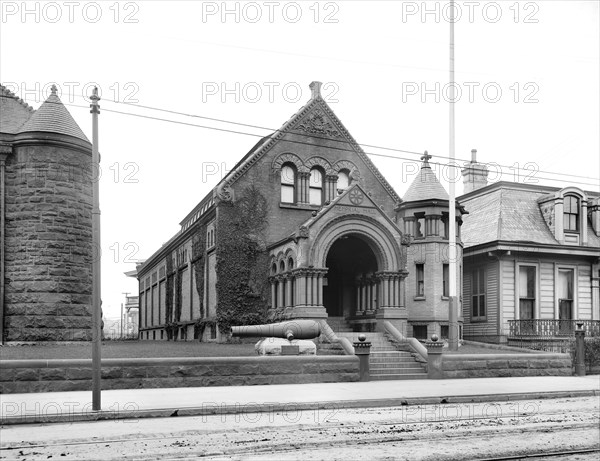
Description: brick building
xmin=0 ymin=84 xmax=93 ymax=342
xmin=136 ymin=82 xmax=465 ymax=341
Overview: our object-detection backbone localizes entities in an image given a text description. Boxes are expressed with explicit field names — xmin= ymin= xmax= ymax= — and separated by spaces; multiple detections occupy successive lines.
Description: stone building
xmin=0 ymin=84 xmax=93 ymax=342
xmin=459 ymin=155 xmax=600 ymax=344
xmin=136 ymin=82 xmax=463 ymax=341
xmin=396 ymin=152 xmax=467 ymax=340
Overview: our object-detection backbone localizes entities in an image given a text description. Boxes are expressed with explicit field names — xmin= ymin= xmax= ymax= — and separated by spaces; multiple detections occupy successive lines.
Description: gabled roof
xmin=17 ymin=86 xmax=89 ymax=143
xmin=459 ymin=182 xmax=600 ymax=249
xmin=402 ymin=153 xmax=449 ymax=202
xmin=218 ymin=81 xmax=401 ymax=203
xmin=0 ymin=84 xmax=34 ymax=134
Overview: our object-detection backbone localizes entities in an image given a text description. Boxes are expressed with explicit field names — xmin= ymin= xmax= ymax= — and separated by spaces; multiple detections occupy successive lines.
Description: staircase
xmin=323 ymin=318 xmax=428 ymax=380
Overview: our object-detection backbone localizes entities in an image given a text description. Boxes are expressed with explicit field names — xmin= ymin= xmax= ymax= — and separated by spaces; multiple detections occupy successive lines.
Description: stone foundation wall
xmin=0 ymin=356 xmax=359 ymax=394
xmin=442 ymin=353 xmax=572 ymax=378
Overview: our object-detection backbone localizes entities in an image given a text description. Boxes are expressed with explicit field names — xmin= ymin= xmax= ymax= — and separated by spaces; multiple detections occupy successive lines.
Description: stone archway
xmin=323 ymin=234 xmax=378 ymax=318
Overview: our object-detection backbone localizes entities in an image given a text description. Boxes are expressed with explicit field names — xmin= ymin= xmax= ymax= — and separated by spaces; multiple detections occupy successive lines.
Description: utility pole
xmin=90 ymin=87 xmax=102 ymax=410
xmin=448 ymin=0 xmax=459 ymax=351
xmin=122 ymin=292 xmax=130 ymax=338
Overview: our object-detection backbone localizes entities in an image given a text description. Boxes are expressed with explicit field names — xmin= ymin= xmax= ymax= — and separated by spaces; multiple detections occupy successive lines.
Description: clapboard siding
xmin=463 ymin=261 xmax=498 ymax=336
xmin=578 ymin=264 xmax=592 ymax=319
xmin=501 ymin=259 xmax=515 ymax=330
xmin=539 ymin=262 xmax=555 ymax=319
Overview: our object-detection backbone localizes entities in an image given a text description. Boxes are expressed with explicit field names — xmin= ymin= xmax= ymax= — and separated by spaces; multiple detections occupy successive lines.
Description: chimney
xmin=461 ymin=149 xmax=489 ymax=194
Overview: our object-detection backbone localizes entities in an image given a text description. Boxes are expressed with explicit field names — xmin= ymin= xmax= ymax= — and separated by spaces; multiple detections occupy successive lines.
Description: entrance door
xmin=323 ymin=235 xmax=378 ymax=318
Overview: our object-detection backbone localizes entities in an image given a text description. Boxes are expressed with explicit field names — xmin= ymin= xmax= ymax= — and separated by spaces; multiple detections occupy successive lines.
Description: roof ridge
xmin=0 ymin=84 xmax=35 ymax=112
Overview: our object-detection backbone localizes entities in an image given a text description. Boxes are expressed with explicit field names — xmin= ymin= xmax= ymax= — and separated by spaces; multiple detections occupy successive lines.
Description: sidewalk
xmin=1 ymin=375 xmax=598 ymax=425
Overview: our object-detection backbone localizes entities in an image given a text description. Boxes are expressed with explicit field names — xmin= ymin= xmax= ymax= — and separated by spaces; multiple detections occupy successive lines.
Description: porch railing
xmin=508 ymin=319 xmax=600 ymax=337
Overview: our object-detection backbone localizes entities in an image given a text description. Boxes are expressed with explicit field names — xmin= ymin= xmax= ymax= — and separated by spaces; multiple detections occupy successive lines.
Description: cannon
xmin=230 ymin=320 xmax=321 ymax=341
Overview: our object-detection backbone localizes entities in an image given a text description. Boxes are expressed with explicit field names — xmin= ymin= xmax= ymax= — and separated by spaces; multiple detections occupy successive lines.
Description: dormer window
xmin=563 ymin=195 xmax=579 ymax=232
xmin=281 ymin=164 xmax=296 ymax=203
xmin=309 ymin=167 xmax=324 ymax=205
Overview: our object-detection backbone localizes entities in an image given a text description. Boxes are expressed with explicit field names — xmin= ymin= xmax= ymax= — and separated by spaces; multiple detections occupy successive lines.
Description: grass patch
xmin=0 ymin=341 xmax=256 ymax=360
xmin=443 ymin=344 xmax=530 ymax=355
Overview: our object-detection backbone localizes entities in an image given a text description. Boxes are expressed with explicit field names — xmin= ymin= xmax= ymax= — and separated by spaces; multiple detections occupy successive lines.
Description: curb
xmin=2 ymin=389 xmax=598 ymax=426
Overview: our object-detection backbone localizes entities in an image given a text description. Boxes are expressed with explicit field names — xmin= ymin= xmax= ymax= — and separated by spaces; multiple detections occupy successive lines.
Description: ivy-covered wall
xmin=215 ymin=185 xmax=270 ymax=333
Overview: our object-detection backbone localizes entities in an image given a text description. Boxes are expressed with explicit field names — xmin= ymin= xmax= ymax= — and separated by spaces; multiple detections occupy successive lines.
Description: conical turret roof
xmin=18 ymin=85 xmax=89 ymax=143
xmin=403 ymin=152 xmax=449 ymax=202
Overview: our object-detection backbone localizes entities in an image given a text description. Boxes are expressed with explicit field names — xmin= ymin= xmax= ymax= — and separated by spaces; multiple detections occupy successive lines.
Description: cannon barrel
xmin=231 ymin=320 xmax=321 ymax=341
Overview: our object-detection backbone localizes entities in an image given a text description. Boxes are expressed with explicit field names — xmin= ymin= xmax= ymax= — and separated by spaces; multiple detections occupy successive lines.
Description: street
xmin=1 ymin=396 xmax=599 ymax=460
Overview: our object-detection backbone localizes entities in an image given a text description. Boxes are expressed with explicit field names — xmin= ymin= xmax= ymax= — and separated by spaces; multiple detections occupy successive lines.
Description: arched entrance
xmin=323 ymin=234 xmax=378 ymax=318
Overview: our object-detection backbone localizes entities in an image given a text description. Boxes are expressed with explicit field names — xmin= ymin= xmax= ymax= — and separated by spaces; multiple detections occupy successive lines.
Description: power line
xmin=12 ymin=94 xmax=600 ymax=188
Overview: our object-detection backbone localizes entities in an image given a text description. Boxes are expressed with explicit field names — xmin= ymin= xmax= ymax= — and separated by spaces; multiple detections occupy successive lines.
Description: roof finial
xmin=310 ymin=81 xmax=322 ymax=99
xmin=50 ymin=84 xmax=57 ymax=95
xmin=421 ymin=151 xmax=432 ymax=168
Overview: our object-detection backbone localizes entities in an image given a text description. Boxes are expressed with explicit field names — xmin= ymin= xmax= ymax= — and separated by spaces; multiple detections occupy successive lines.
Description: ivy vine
xmin=191 ymin=224 xmax=207 ymax=319
xmin=215 ymin=185 xmax=270 ymax=334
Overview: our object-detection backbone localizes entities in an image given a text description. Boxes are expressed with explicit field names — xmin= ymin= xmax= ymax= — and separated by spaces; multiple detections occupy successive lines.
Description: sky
xmin=1 ymin=0 xmax=599 ymax=321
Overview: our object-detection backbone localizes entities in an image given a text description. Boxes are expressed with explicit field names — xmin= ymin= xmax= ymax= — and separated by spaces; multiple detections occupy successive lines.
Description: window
xmin=281 ymin=164 xmax=296 ymax=203
xmin=442 ymin=264 xmax=449 ymax=297
xmin=563 ymin=195 xmax=579 ymax=232
xmin=441 ymin=325 xmax=449 ymax=339
xmin=472 ymin=268 xmax=486 ymax=320
xmin=441 ymin=214 xmax=449 ymax=239
xmin=415 ymin=214 xmax=425 ymax=239
xmin=558 ymin=269 xmax=573 ymax=321
xmin=309 ymin=168 xmax=323 ymax=205
xmin=519 ymin=266 xmax=536 ymax=320
xmin=416 ymin=264 xmax=424 ymax=297
xmin=337 ymin=170 xmax=349 ymax=193
xmin=287 ymin=257 xmax=294 ymax=270
xmin=413 ymin=325 xmax=427 ymax=340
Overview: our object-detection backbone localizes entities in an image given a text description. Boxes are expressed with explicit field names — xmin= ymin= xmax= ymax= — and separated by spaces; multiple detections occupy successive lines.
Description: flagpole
xmin=448 ymin=0 xmax=459 ymax=351
xmin=90 ymin=87 xmax=102 ymax=410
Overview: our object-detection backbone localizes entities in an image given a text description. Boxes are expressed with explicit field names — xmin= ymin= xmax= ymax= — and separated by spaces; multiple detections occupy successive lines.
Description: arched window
xmin=281 ymin=164 xmax=296 ymax=203
xmin=337 ymin=170 xmax=349 ymax=193
xmin=564 ymin=195 xmax=579 ymax=232
xmin=271 ymin=263 xmax=277 ymax=275
xmin=279 ymin=261 xmax=285 ymax=273
xmin=309 ymin=167 xmax=324 ymax=205
xmin=287 ymin=257 xmax=294 ymax=270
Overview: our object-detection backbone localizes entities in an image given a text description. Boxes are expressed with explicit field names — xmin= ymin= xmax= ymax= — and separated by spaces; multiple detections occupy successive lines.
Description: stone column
xmin=312 ymin=273 xmax=319 ymax=306
xmin=285 ymin=275 xmax=293 ymax=308
xmin=277 ymin=276 xmax=284 ymax=309
xmin=326 ymin=175 xmax=338 ymax=202
xmin=356 ymin=282 xmax=362 ymax=316
xmin=270 ymin=278 xmax=277 ymax=309
xmin=298 ymin=172 xmax=310 ymax=204
xmin=317 ymin=272 xmax=324 ymax=306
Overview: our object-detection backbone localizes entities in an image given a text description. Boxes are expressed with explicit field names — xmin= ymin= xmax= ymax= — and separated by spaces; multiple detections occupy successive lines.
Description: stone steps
xmin=327 ymin=320 xmax=427 ymax=381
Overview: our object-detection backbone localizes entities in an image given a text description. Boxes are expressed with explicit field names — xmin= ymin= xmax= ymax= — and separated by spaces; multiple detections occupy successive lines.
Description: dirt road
xmin=1 ymin=397 xmax=598 ymax=460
